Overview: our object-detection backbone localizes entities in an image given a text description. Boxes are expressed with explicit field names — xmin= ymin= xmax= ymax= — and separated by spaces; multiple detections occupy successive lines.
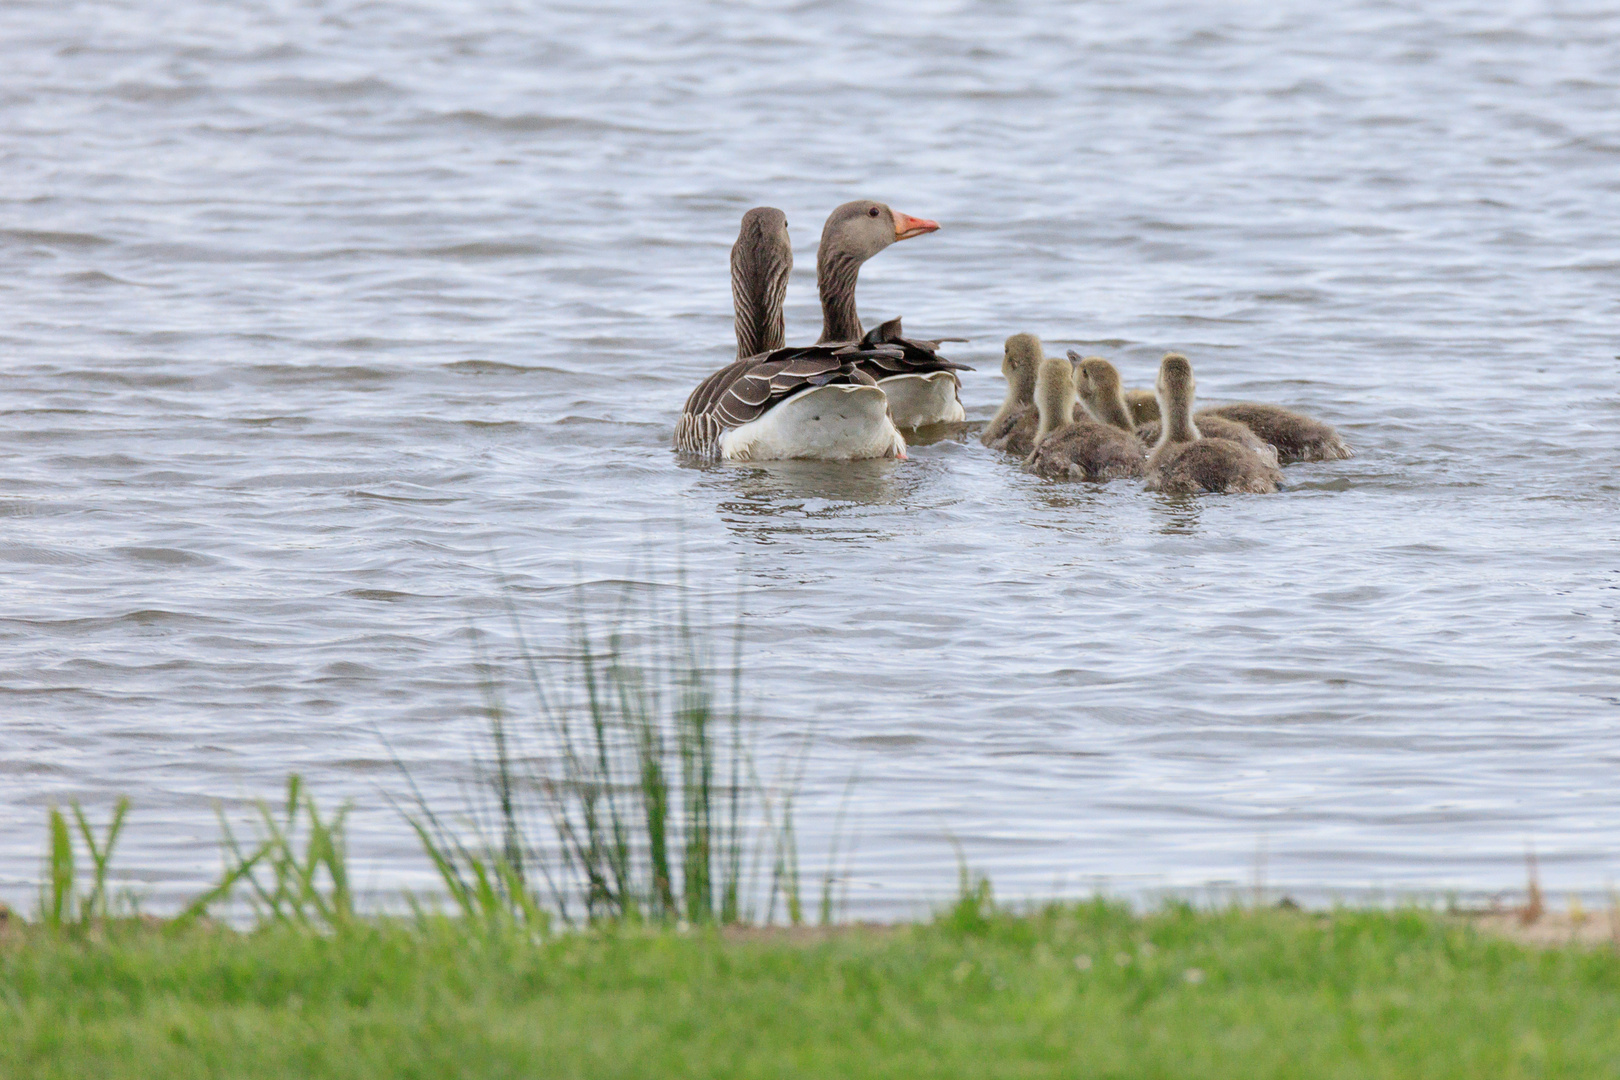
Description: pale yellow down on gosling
xmin=981 ymin=332 xmax=1044 ymax=457
xmin=1123 ymin=387 xmax=1159 ymax=424
xmin=1145 ymin=354 xmax=1283 ymax=495
xmin=1071 ymin=352 xmax=1279 ymax=468
xmin=1023 ymin=355 xmax=1145 ymax=481
xmin=1072 ymin=350 xmax=1353 ymax=464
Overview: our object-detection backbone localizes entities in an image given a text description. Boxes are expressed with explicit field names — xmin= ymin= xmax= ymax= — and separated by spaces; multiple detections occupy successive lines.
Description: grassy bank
xmin=4 ymin=897 xmax=1619 ymax=1079
xmin=10 ymin=589 xmax=1617 ymax=1076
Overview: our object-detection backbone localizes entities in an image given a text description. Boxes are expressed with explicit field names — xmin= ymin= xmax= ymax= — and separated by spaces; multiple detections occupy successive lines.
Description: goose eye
xmin=867 ymin=207 xmax=879 ymax=218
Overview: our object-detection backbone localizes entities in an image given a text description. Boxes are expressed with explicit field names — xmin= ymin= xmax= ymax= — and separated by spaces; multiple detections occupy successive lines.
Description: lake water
xmin=2 ymin=0 xmax=1617 ymax=917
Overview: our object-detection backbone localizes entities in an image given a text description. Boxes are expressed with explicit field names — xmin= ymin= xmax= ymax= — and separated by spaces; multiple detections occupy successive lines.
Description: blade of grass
xmin=43 ymin=806 xmax=74 ymax=930
xmin=70 ymin=797 xmax=130 ymax=925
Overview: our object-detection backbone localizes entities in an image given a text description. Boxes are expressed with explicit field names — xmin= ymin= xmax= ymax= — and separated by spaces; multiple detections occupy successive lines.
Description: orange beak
xmin=892 ymin=211 xmax=940 ymax=241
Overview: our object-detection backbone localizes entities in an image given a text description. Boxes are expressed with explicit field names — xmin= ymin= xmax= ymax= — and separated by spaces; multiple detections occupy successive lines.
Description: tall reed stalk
xmin=404 ymin=577 xmax=803 ymax=928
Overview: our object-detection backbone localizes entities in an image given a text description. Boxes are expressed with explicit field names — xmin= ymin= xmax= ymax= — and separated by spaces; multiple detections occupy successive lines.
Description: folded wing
xmin=674 ymin=342 xmax=901 ymax=457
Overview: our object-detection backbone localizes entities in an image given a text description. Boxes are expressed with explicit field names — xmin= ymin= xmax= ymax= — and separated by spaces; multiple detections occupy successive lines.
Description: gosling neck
xmin=1090 ymin=385 xmax=1136 ymax=433
xmin=1159 ymin=388 xmax=1199 ymax=446
xmin=1032 ymin=363 xmax=1077 ymax=446
xmin=986 ymin=364 xmax=1037 ymax=434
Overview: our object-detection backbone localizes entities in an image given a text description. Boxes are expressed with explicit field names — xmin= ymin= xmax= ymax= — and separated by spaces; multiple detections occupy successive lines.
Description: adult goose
xmin=1023 ymin=355 xmax=1144 ymax=481
xmin=1145 ymin=354 xmax=1283 ymax=495
xmin=1071 ymin=353 xmax=1279 ymax=467
xmin=674 ymin=207 xmax=907 ymax=461
xmin=816 ymin=200 xmax=970 ymax=428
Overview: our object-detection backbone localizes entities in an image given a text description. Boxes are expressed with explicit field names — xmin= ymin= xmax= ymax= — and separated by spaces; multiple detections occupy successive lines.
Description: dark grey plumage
xmin=674 ymin=344 xmax=893 ymax=456
xmin=855 ymin=316 xmax=970 ymax=384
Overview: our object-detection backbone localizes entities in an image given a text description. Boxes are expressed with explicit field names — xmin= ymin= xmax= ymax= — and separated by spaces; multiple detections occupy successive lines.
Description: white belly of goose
xmin=877 ymin=372 xmax=965 ymax=428
xmin=718 ymin=384 xmax=907 ymax=462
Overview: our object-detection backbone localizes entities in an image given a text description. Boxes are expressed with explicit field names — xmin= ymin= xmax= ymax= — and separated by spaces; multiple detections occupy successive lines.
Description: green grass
xmin=4 ymin=899 xmax=1618 ymax=1079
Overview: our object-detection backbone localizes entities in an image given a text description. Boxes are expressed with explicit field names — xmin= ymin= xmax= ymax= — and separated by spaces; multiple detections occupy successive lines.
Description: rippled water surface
xmin=2 ymin=0 xmax=1618 ymax=914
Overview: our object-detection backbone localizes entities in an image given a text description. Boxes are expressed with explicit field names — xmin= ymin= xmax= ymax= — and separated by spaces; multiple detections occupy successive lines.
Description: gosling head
xmin=1070 ymin=352 xmax=1133 ymax=433
xmin=1032 ymin=355 xmax=1078 ymax=445
xmin=1002 ymin=333 xmax=1044 ymax=404
xmin=1156 ymin=353 xmax=1198 ymax=441
xmin=1074 ymin=355 xmax=1120 ymax=399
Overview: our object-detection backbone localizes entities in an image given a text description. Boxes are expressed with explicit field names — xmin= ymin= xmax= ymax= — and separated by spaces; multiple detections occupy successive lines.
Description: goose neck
xmin=817 ymin=248 xmax=864 ymax=344
xmin=733 ymin=246 xmax=789 ymax=359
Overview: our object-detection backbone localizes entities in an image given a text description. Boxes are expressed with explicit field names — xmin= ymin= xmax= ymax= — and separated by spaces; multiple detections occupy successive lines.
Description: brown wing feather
xmin=853 ymin=317 xmax=972 ymax=382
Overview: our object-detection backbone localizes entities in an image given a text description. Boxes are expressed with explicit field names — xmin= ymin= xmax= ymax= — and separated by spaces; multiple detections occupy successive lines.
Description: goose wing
xmin=854 ymin=317 xmax=972 ymax=380
xmin=675 ymin=343 xmax=894 ymax=456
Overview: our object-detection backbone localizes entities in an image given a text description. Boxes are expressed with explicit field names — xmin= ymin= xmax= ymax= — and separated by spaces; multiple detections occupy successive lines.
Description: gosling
xmin=1197 ymin=402 xmax=1353 ymax=463
xmin=1123 ymin=388 xmax=1159 ymax=424
xmin=982 ymin=332 xmax=1043 ymax=456
xmin=1072 ymin=352 xmax=1279 ymax=467
xmin=1145 ymin=354 xmax=1283 ymax=495
xmin=1023 ymin=355 xmax=1145 ymax=481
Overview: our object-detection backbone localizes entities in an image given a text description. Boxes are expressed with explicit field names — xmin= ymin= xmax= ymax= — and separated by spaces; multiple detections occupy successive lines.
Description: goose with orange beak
xmin=675 ymin=207 xmax=908 ymax=461
xmin=815 ymin=200 xmax=969 ymax=429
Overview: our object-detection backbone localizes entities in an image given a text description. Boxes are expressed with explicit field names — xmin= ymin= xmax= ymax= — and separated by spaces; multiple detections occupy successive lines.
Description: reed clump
xmin=37 ymin=797 xmax=130 ymax=931
xmin=398 ymin=580 xmax=814 ymax=930
xmin=19 ymin=580 xmax=819 ymax=935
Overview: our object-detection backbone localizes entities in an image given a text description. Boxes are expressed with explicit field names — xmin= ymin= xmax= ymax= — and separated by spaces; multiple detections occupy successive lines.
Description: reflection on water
xmin=1 ymin=0 xmax=1618 ymax=915
xmin=1150 ymin=497 xmax=1205 ymax=536
xmin=898 ymin=420 xmax=979 ymax=448
xmin=710 ymin=458 xmax=905 ymax=511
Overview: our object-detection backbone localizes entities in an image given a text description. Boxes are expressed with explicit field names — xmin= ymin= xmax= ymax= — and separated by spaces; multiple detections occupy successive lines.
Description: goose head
xmin=820 ymin=200 xmax=939 ymax=263
xmin=1070 ymin=353 xmax=1134 ymax=433
xmin=817 ymin=200 xmax=939 ymax=343
xmin=731 ymin=207 xmax=793 ymax=359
